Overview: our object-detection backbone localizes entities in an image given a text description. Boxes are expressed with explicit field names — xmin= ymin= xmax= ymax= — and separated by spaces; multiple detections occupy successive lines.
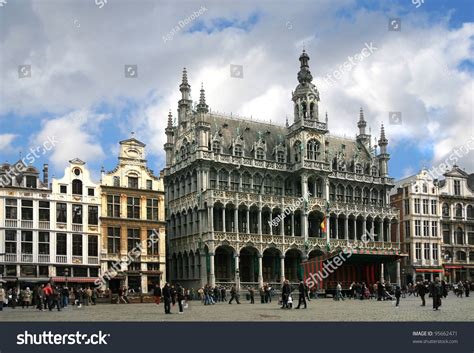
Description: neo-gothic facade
xmin=164 ymin=51 xmax=401 ymax=290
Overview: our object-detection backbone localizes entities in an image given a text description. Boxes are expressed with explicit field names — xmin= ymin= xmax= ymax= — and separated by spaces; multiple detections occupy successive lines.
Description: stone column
xmin=302 ymin=212 xmax=308 ymax=241
xmin=380 ymin=262 xmax=384 ymax=282
xmin=258 ymin=208 xmax=262 ymax=235
xmin=222 ymin=208 xmax=226 ymax=232
xmin=234 ymin=254 xmax=240 ymax=291
xmin=280 ymin=256 xmax=285 ymax=283
xmin=208 ymin=205 xmax=214 ymax=232
xmin=200 ymin=253 xmax=207 ymax=287
xmin=396 ymin=259 xmax=401 ymax=286
xmin=291 ymin=213 xmax=295 ymax=236
xmin=269 ymin=211 xmax=273 ymax=236
xmin=344 ymin=217 xmax=349 ymax=240
xmin=258 ymin=254 xmax=263 ymax=288
xmin=209 ymin=252 xmax=216 ymax=287
xmin=354 ymin=218 xmax=357 ymax=240
xmin=362 ymin=217 xmax=366 ymax=240
xmin=387 ymin=221 xmax=391 ymax=243
xmin=335 ymin=215 xmax=339 ymax=239
xmin=234 ymin=208 xmax=239 ymax=235
xmin=246 ymin=209 xmax=250 ymax=233
xmin=280 ymin=212 xmax=285 ymax=236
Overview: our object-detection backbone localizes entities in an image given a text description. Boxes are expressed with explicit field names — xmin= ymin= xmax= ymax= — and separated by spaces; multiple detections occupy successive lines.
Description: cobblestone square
xmin=1 ymin=295 xmax=473 ymax=322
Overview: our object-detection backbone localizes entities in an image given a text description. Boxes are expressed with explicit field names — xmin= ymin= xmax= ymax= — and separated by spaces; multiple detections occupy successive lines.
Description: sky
xmin=0 ymin=0 xmax=473 ymax=182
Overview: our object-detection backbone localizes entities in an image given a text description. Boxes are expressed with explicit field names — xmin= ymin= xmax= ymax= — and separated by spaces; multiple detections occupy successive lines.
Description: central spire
xmin=297 ymin=49 xmax=313 ymax=84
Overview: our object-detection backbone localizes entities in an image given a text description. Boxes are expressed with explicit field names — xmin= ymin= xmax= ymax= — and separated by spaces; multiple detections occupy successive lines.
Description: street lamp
xmin=64 ymin=268 xmax=69 ymax=288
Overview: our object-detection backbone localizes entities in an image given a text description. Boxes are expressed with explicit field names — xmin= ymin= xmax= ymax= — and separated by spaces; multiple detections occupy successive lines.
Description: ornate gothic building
xmin=164 ymin=51 xmax=401 ymax=290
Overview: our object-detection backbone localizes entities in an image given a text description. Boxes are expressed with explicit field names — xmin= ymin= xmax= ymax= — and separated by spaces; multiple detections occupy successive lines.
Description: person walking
xmin=153 ymin=284 xmax=162 ymax=305
xmin=248 ymin=287 xmax=255 ymax=304
xmin=220 ymin=286 xmax=226 ymax=302
xmin=465 ymin=281 xmax=470 ymax=298
xmin=36 ymin=285 xmax=45 ymax=311
xmin=228 ymin=285 xmax=240 ymax=304
xmin=295 ymin=281 xmax=307 ymax=309
xmin=162 ymin=283 xmax=171 ymax=314
xmin=430 ymin=277 xmax=442 ymax=311
xmin=0 ymin=284 xmax=5 ymax=311
xmin=176 ymin=284 xmax=185 ymax=314
xmin=21 ymin=287 xmax=32 ymax=308
xmin=395 ymin=285 xmax=401 ymax=307
xmin=281 ymin=280 xmax=291 ymax=309
xmin=50 ymin=286 xmax=61 ymax=311
xmin=417 ymin=281 xmax=427 ymax=306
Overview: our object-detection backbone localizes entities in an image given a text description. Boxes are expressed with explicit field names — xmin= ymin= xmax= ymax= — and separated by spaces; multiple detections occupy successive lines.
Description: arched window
xmin=230 ymin=171 xmax=240 ymax=191
xmin=294 ymin=141 xmax=302 ymax=162
xmin=72 ymin=179 xmax=82 ymax=195
xmin=442 ymin=203 xmax=450 ymax=217
xmin=455 ymin=204 xmax=463 ymax=218
xmin=180 ymin=146 xmax=187 ymax=160
xmin=456 ymin=227 xmax=464 ymax=244
xmin=285 ymin=178 xmax=293 ymax=196
xmin=234 ymin=144 xmax=243 ymax=157
xmin=456 ymin=251 xmax=466 ymax=261
xmin=371 ymin=166 xmax=378 ymax=177
xmin=242 ymin=172 xmax=251 ymax=192
xmin=354 ymin=187 xmax=361 ymax=202
xmin=210 ymin=168 xmax=217 ymax=188
xmin=277 ymin=150 xmax=285 ymax=163
xmin=467 ymin=205 xmax=474 ymax=219
xmin=218 ymin=170 xmax=229 ymax=190
xmin=422 ymin=183 xmax=428 ymax=193
xmin=329 ymin=183 xmax=336 ymax=201
xmin=274 ymin=177 xmax=283 ymax=195
xmin=212 ymin=140 xmax=220 ymax=154
xmin=253 ymin=174 xmax=263 ymax=193
xmin=336 ymin=184 xmax=345 ymax=202
xmin=264 ymin=175 xmax=272 ymax=194
xmin=256 ymin=148 xmax=265 ymax=160
xmin=355 ymin=164 xmax=362 ymax=174
xmin=371 ymin=189 xmax=378 ymax=205
xmin=346 ymin=186 xmax=353 ymax=202
xmin=363 ymin=188 xmax=370 ymax=204
xmin=306 ymin=140 xmax=320 ymax=160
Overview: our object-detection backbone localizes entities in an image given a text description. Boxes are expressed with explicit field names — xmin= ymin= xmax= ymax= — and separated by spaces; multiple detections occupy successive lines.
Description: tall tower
xmin=164 ymin=110 xmax=175 ymax=167
xmin=378 ymin=123 xmax=390 ymax=177
xmin=178 ymin=68 xmax=192 ymax=128
xmin=356 ymin=107 xmax=370 ymax=147
xmin=292 ymin=50 xmax=320 ymax=124
xmin=196 ymin=83 xmax=209 ymax=114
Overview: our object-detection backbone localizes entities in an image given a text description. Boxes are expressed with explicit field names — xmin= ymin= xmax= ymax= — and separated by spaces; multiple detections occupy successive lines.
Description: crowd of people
xmin=0 ymin=283 xmax=100 ymax=311
xmin=1 ymin=278 xmax=472 ymax=314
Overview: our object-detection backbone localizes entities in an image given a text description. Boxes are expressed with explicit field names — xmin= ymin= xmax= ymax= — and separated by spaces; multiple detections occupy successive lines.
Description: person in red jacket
xmin=43 ymin=283 xmax=53 ymax=310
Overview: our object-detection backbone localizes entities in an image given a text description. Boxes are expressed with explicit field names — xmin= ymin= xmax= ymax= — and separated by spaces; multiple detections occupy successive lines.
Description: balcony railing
xmin=72 ymin=224 xmax=83 ymax=232
xmin=56 ymin=255 xmax=67 ymax=263
xmin=88 ymin=256 xmax=99 ymax=265
xmin=21 ymin=254 xmax=33 ymax=262
xmin=5 ymin=219 xmax=18 ymax=228
xmin=38 ymin=254 xmax=50 ymax=263
xmin=21 ymin=220 xmax=34 ymax=229
xmin=38 ymin=221 xmax=50 ymax=229
xmin=4 ymin=253 xmax=17 ymax=262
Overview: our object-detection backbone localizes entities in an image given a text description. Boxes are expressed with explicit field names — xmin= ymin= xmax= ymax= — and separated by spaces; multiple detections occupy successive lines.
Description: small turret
xmin=196 ymin=83 xmax=209 ymax=114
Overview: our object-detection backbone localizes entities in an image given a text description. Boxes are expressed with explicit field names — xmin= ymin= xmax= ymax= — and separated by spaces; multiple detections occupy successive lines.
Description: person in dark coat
xmin=465 ymin=281 xmax=470 ymax=297
xmin=228 ymin=285 xmax=240 ymax=304
xmin=416 ymin=281 xmax=427 ymax=306
xmin=281 ymin=280 xmax=291 ymax=309
xmin=248 ymin=287 xmax=255 ymax=304
xmin=430 ymin=277 xmax=442 ymax=311
xmin=162 ymin=283 xmax=171 ymax=314
xmin=441 ymin=280 xmax=448 ymax=298
xmin=176 ymin=284 xmax=185 ymax=313
xmin=395 ymin=285 xmax=401 ymax=307
xmin=295 ymin=281 xmax=307 ymax=309
xmin=153 ymin=284 xmax=162 ymax=305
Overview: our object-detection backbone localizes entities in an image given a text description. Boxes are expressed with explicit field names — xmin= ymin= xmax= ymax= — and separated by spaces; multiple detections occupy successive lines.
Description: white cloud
xmin=0 ymin=134 xmax=17 ymax=154
xmin=0 ymin=0 xmax=473 ymax=176
xmin=30 ymin=110 xmax=109 ymax=171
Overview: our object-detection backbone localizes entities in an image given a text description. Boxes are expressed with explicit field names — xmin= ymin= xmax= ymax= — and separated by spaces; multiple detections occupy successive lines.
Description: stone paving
xmin=1 ymin=295 xmax=473 ymax=321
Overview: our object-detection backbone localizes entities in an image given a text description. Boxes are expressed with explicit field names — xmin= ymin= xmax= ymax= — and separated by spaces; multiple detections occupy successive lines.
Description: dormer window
xmin=128 ymin=176 xmax=139 ymax=189
xmin=212 ymin=141 xmax=220 ymax=154
xmin=355 ymin=164 xmax=362 ymax=174
xmin=26 ymin=176 xmax=37 ymax=188
xmin=454 ymin=180 xmax=461 ymax=196
xmin=256 ymin=148 xmax=265 ymax=160
xmin=72 ymin=179 xmax=83 ymax=195
xmin=371 ymin=166 xmax=378 ymax=177
xmin=277 ymin=150 xmax=285 ymax=163
xmin=234 ymin=144 xmax=243 ymax=157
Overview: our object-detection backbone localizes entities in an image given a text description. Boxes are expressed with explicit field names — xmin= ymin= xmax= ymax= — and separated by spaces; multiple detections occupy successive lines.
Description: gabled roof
xmin=69 ymin=158 xmax=85 ymax=165
xmin=119 ymin=137 xmax=146 ymax=147
xmin=443 ymin=165 xmax=469 ymax=178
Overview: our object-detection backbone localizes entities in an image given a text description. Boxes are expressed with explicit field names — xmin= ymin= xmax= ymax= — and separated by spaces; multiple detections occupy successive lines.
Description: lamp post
xmin=64 ymin=268 xmax=69 ymax=289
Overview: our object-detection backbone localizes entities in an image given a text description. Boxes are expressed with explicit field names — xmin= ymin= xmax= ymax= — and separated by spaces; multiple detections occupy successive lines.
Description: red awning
xmin=414 ymin=269 xmax=444 ymax=273
xmin=51 ymin=277 xmax=99 ymax=283
xmin=444 ymin=265 xmax=463 ymax=269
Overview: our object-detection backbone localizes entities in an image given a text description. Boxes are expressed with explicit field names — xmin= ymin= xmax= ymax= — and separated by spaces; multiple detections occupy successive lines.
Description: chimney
xmin=43 ymin=164 xmax=49 ymax=186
